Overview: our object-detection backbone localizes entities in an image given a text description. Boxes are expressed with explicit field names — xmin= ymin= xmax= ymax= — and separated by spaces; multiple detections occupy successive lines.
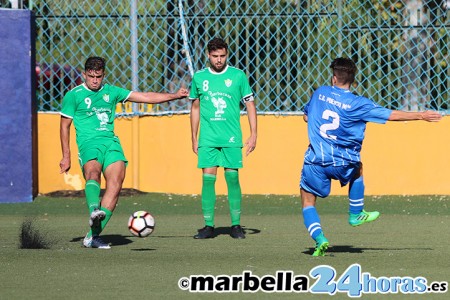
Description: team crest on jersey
xmin=224 ymin=79 xmax=232 ymax=87
xmin=103 ymin=94 xmax=110 ymax=103
xmin=212 ymin=97 xmax=227 ymax=118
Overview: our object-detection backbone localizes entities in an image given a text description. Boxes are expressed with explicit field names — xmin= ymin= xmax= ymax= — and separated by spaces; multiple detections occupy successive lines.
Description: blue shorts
xmin=300 ymin=163 xmax=360 ymax=198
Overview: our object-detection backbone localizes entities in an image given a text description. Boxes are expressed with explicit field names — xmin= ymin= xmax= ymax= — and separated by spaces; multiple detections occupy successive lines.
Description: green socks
xmin=200 ymin=171 xmax=242 ymax=227
xmin=100 ymin=207 xmax=113 ymax=232
xmin=85 ymin=180 xmax=101 ymax=214
xmin=225 ymin=170 xmax=242 ymax=226
xmin=202 ymin=174 xmax=217 ymax=227
xmin=85 ymin=180 xmax=113 ymax=237
xmin=90 ymin=207 xmax=113 ymax=237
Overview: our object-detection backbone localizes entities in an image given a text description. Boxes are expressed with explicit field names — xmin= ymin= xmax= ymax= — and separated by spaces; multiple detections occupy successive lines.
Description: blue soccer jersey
xmin=303 ymin=86 xmax=392 ymax=166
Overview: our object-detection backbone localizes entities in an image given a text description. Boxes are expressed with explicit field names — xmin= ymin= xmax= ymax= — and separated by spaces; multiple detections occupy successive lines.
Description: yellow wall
xmin=39 ymin=113 xmax=449 ymax=195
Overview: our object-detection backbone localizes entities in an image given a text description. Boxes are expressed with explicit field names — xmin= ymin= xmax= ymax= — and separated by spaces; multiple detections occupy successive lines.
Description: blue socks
xmin=302 ymin=206 xmax=322 ymax=240
xmin=349 ymin=176 xmax=364 ymax=215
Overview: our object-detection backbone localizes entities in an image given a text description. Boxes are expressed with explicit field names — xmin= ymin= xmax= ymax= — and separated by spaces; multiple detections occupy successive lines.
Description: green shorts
xmin=78 ymin=137 xmax=128 ymax=173
xmin=197 ymin=147 xmax=243 ymax=169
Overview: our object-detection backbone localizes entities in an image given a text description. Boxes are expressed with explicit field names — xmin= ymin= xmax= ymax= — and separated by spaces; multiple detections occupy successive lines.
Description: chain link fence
xmin=12 ymin=0 xmax=450 ymax=114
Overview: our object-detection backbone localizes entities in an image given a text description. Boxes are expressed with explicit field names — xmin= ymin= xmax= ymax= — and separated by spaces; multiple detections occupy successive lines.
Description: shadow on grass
xmin=191 ymin=226 xmax=261 ymax=238
xmin=302 ymin=245 xmax=433 ymax=256
xmin=216 ymin=226 xmax=261 ymax=237
xmin=130 ymin=248 xmax=157 ymax=251
xmin=71 ymin=234 xmax=134 ymax=246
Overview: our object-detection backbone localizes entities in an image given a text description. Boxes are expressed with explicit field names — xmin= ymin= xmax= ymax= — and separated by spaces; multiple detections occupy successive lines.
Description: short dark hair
xmin=330 ymin=57 xmax=357 ymax=85
xmin=85 ymin=57 xmax=106 ymax=72
xmin=207 ymin=37 xmax=228 ymax=53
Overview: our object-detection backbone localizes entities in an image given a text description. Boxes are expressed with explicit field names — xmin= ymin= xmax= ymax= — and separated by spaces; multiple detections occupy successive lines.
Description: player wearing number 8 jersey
xmin=190 ymin=37 xmax=257 ymax=239
xmin=60 ymin=57 xmax=188 ymax=249
xmin=300 ymin=57 xmax=442 ymax=256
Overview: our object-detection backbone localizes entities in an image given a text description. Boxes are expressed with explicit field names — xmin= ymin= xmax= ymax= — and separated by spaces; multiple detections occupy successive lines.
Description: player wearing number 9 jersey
xmin=61 ymin=83 xmax=131 ymax=147
xmin=300 ymin=57 xmax=442 ymax=256
xmin=60 ymin=56 xmax=188 ymax=249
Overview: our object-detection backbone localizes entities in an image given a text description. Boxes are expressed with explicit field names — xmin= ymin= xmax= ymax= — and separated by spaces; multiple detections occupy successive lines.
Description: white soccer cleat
xmin=83 ymin=234 xmax=111 ymax=249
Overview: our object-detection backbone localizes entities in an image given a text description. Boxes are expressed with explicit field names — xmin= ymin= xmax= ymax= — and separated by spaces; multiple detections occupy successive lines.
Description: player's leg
xmin=195 ymin=147 xmax=220 ymax=239
xmin=223 ymin=147 xmax=245 ymax=239
xmin=87 ymin=139 xmax=127 ymax=248
xmin=82 ymin=159 xmax=110 ymax=249
xmin=96 ymin=138 xmax=128 ymax=233
xmin=225 ymin=169 xmax=245 ymax=238
xmin=347 ymin=163 xmax=379 ymax=226
xmin=194 ymin=166 xmax=217 ymax=239
xmin=84 ymin=160 xmax=125 ymax=249
xmin=301 ymin=189 xmax=328 ymax=256
xmin=83 ymin=160 xmax=104 ymax=224
xmin=101 ymin=160 xmax=126 ymax=225
xmin=82 ymin=159 xmax=106 ymax=229
xmin=202 ymin=167 xmax=218 ymax=227
xmin=300 ymin=164 xmax=330 ymax=256
xmin=348 ymin=163 xmax=365 ymax=215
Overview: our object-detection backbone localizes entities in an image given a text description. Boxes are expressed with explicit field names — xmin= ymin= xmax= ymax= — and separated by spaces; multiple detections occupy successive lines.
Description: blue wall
xmin=0 ymin=9 xmax=37 ymax=203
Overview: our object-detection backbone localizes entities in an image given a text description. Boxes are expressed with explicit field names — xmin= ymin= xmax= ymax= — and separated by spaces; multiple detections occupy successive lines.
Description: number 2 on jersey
xmin=319 ymin=109 xmax=339 ymax=140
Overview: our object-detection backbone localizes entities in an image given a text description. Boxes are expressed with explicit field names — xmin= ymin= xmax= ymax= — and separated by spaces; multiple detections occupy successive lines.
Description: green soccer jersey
xmin=189 ymin=65 xmax=253 ymax=147
xmin=60 ymin=83 xmax=132 ymax=147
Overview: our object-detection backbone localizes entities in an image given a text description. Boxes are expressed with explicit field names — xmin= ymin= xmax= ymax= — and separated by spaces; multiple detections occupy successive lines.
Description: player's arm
xmin=303 ymin=114 xmax=308 ymax=122
xmin=190 ymin=99 xmax=200 ymax=154
xmin=127 ymin=88 xmax=189 ymax=104
xmin=244 ymin=100 xmax=257 ymax=156
xmin=59 ymin=116 xmax=73 ymax=174
xmin=388 ymin=110 xmax=442 ymax=122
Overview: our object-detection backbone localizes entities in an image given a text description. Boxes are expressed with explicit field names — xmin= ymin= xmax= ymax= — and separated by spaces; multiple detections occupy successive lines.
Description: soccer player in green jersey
xmin=189 ymin=38 xmax=258 ymax=239
xmin=59 ymin=57 xmax=188 ymax=249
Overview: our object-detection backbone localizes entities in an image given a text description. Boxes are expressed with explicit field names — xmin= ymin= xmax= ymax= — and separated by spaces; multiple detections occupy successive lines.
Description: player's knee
xmin=84 ymin=170 xmax=101 ymax=182
xmin=301 ymin=188 xmax=317 ymax=207
xmin=225 ymin=170 xmax=239 ymax=184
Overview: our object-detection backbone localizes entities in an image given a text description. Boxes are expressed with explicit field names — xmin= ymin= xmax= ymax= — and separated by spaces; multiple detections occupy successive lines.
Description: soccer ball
xmin=128 ymin=211 xmax=155 ymax=237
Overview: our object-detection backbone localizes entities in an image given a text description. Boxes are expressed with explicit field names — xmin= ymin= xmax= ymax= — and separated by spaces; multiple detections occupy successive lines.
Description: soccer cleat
xmin=348 ymin=210 xmax=380 ymax=227
xmin=193 ymin=226 xmax=215 ymax=239
xmin=89 ymin=208 xmax=106 ymax=228
xmin=83 ymin=234 xmax=111 ymax=249
xmin=312 ymin=233 xmax=329 ymax=256
xmin=230 ymin=225 xmax=246 ymax=239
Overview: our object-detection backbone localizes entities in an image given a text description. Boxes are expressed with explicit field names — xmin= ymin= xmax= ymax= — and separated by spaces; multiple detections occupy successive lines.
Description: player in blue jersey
xmin=300 ymin=57 xmax=442 ymax=256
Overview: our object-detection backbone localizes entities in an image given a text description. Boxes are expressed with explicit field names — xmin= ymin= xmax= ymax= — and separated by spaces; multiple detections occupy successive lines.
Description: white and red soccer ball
xmin=128 ymin=211 xmax=155 ymax=237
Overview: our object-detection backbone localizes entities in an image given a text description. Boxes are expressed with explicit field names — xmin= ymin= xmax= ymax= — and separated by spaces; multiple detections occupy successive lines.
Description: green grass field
xmin=0 ymin=194 xmax=448 ymax=299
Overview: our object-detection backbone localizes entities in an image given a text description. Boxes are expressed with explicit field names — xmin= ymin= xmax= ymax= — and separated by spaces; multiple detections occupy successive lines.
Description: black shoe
xmin=230 ymin=225 xmax=245 ymax=239
xmin=194 ymin=226 xmax=215 ymax=239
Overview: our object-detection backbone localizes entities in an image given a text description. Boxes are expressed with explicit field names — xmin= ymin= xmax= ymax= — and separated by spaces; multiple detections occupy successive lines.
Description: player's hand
xmin=245 ymin=135 xmax=257 ymax=156
xmin=60 ymin=157 xmax=71 ymax=174
xmin=192 ymin=139 xmax=198 ymax=155
xmin=421 ymin=110 xmax=443 ymax=122
xmin=175 ymin=88 xmax=189 ymax=99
